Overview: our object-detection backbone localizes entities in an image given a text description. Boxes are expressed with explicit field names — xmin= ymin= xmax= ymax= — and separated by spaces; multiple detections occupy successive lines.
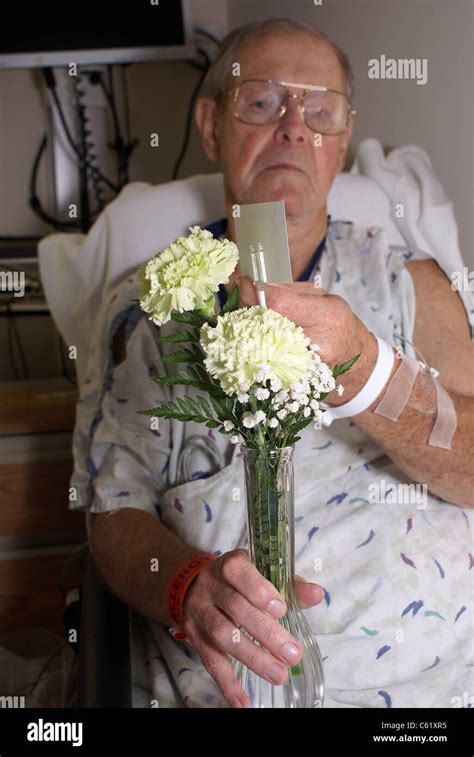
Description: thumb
xmin=295 ymin=574 xmax=325 ymax=608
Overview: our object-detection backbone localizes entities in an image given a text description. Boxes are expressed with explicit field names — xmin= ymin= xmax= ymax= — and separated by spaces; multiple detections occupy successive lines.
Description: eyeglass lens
xmin=235 ymin=80 xmax=349 ymax=134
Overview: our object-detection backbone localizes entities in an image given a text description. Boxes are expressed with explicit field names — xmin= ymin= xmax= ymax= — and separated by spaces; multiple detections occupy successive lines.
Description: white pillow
xmin=38 ymin=170 xmax=404 ymax=386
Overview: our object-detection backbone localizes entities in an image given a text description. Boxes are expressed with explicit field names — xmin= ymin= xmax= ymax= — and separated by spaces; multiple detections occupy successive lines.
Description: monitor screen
xmin=0 ymin=0 xmax=194 ymax=68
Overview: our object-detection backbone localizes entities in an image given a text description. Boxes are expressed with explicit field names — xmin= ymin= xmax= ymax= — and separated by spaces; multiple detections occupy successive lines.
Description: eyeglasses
xmin=227 ymin=78 xmax=356 ymax=136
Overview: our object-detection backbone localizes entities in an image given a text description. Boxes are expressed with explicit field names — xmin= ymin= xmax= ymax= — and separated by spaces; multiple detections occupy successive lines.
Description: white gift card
xmin=233 ymin=201 xmax=293 ymax=284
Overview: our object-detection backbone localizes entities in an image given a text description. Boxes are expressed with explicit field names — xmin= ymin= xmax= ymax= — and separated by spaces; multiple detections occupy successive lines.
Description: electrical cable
xmin=92 ymin=66 xmax=138 ymax=188
xmin=72 ymin=73 xmax=108 ymax=221
xmin=72 ymin=74 xmax=92 ymax=230
xmin=29 ymin=134 xmax=92 ymax=231
xmin=195 ymin=27 xmax=221 ymax=46
xmin=95 ymin=69 xmax=126 ymax=187
xmin=120 ymin=64 xmax=132 ymax=146
xmin=172 ymin=47 xmax=211 ymax=180
xmin=42 ymin=68 xmax=118 ymax=192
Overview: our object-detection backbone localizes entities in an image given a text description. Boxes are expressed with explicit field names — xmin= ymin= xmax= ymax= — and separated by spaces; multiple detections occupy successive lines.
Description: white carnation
xmin=138 ymin=226 xmax=238 ymax=326
xmin=200 ymin=306 xmax=313 ymax=397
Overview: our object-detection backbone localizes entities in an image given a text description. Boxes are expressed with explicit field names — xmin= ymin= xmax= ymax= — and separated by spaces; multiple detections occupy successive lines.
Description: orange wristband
xmin=167 ymin=553 xmax=217 ymax=631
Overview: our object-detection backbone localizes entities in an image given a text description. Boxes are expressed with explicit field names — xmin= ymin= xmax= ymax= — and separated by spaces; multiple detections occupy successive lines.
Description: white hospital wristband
xmin=320 ymin=336 xmax=395 ymax=426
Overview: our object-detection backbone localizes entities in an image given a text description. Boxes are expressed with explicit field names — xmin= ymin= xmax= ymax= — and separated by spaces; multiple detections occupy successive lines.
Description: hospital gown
xmin=70 ymin=218 xmax=474 ymax=708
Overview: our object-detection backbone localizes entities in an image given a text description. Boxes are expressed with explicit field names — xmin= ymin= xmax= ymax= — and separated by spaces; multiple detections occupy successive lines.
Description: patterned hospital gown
xmin=70 ymin=218 xmax=474 ymax=709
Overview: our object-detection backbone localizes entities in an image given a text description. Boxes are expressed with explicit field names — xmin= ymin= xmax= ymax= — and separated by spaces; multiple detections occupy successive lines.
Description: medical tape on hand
xmin=373 ymin=336 xmax=457 ymax=449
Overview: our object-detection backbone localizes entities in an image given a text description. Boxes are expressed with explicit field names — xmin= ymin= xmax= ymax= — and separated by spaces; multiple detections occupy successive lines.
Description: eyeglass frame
xmin=225 ymin=78 xmax=357 ymax=136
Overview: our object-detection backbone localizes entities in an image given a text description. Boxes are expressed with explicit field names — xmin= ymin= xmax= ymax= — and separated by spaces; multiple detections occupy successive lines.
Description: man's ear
xmin=194 ymin=96 xmax=221 ymax=162
xmin=335 ymin=113 xmax=354 ymax=172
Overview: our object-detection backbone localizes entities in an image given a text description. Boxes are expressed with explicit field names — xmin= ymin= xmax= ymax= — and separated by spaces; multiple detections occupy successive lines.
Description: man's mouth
xmin=264 ymin=162 xmax=303 ymax=172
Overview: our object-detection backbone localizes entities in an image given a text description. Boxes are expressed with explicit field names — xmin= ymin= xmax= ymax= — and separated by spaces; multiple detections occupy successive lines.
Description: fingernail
xmin=281 ymin=642 xmax=301 ymax=663
xmin=266 ymin=598 xmax=287 ymax=617
xmin=267 ymin=663 xmax=286 ymax=683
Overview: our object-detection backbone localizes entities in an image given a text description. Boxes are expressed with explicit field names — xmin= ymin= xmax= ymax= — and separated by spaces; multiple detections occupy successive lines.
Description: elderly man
xmin=76 ymin=19 xmax=474 ymax=709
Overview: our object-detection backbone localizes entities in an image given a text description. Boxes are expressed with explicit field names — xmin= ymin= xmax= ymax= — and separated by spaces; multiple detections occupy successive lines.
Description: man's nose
xmin=274 ymin=97 xmax=307 ymax=142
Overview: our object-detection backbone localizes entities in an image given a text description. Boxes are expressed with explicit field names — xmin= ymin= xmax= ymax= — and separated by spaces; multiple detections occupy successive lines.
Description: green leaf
xmin=194 ymin=364 xmax=219 ymax=387
xmin=186 ymin=366 xmax=204 ymax=382
xmin=171 ymin=310 xmax=206 ymax=326
xmin=174 ymin=397 xmax=195 ymax=417
xmin=209 ymin=395 xmax=233 ymax=420
xmin=333 ymin=353 xmax=361 ymax=378
xmin=223 ymin=283 xmax=240 ymax=313
xmin=153 ymin=369 xmax=196 ymax=384
xmin=184 ymin=368 xmax=226 ymax=397
xmin=137 ymin=402 xmax=192 ymax=421
xmin=159 ymin=346 xmax=203 ymax=365
xmin=138 ymin=400 xmax=219 ymax=428
xmin=154 ymin=330 xmax=199 ymax=344
xmin=196 ymin=396 xmax=214 ymax=419
xmin=152 ymin=372 xmax=213 ymax=394
xmin=204 ymin=419 xmax=221 ymax=429
xmin=289 ymin=416 xmax=314 ymax=435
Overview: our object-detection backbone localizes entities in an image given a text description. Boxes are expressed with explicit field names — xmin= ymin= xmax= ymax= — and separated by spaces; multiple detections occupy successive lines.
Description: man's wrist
xmin=327 ymin=330 xmax=378 ymax=406
xmin=167 ymin=552 xmax=217 ymax=630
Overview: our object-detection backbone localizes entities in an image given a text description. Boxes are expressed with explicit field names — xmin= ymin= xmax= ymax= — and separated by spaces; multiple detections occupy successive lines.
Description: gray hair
xmin=200 ymin=18 xmax=354 ymax=113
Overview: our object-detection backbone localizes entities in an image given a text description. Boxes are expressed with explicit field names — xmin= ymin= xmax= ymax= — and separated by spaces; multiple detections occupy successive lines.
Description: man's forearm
xmin=351 ymin=365 xmax=474 ymax=508
xmin=90 ymin=507 xmax=205 ymax=626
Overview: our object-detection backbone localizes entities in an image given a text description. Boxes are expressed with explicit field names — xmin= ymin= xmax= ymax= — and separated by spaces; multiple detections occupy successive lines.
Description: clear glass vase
xmin=232 ymin=444 xmax=325 ymax=708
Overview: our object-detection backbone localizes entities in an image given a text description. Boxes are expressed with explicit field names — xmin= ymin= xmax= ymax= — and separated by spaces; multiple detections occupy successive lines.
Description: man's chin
xmin=244 ymin=188 xmax=310 ymax=217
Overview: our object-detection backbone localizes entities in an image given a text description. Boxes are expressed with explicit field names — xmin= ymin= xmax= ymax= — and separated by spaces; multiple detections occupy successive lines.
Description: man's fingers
xmin=219 ymin=550 xmax=288 ymax=618
xmin=189 ymin=632 xmax=250 ymax=708
xmin=214 ymin=585 xmax=303 ymax=667
xmin=295 ymin=575 xmax=325 ymax=608
xmin=239 ymin=277 xmax=327 ymax=309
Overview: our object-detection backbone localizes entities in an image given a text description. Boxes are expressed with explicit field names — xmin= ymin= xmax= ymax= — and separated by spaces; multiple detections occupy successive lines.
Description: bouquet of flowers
xmin=137 ymin=225 xmax=358 ymax=447
xmin=137 ymin=225 xmax=359 ymax=709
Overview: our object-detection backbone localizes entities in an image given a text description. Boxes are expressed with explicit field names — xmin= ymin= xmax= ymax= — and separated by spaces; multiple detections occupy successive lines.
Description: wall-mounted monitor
xmin=0 ymin=0 xmax=194 ymax=69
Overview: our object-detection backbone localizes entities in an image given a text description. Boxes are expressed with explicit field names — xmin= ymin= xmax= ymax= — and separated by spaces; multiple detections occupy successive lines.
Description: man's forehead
xmin=236 ymin=32 xmax=345 ymax=90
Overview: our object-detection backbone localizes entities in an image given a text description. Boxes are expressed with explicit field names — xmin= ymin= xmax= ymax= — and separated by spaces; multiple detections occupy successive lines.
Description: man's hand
xmin=239 ymin=277 xmax=377 ymax=403
xmin=181 ymin=548 xmax=324 ymax=708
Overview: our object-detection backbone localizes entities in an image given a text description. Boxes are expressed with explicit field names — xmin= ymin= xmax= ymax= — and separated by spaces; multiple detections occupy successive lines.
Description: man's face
xmin=196 ymin=31 xmax=354 ymax=221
